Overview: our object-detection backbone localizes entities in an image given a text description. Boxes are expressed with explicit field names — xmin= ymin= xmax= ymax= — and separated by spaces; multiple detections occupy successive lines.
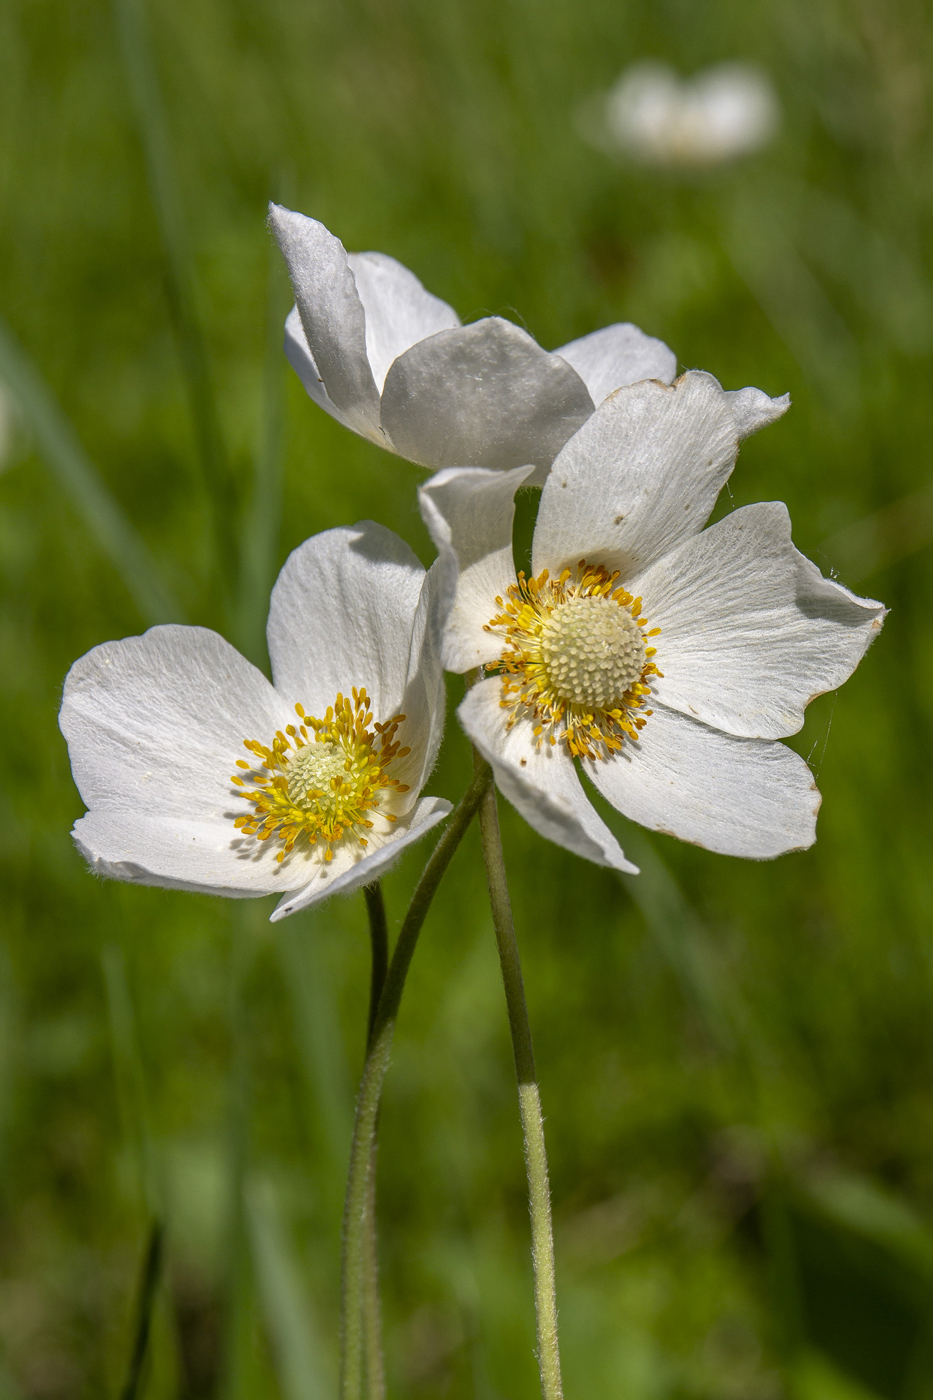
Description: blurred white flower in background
xmin=590 ymin=61 xmax=779 ymax=167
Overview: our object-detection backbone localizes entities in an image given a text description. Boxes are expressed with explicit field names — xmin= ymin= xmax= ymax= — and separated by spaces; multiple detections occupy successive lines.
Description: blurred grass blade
xmin=0 ymin=942 xmax=18 ymax=1179
xmin=245 ymin=1174 xmax=332 ymax=1400
xmin=101 ymin=943 xmax=162 ymax=1213
xmin=278 ymin=917 xmax=353 ymax=1182
xmin=101 ymin=948 xmax=175 ymax=1395
xmin=111 ymin=0 xmax=238 ymax=602
xmin=235 ymin=231 xmax=289 ymax=668
xmin=799 ymin=1169 xmax=933 ymax=1275
xmin=0 ymin=317 xmax=182 ymax=626
xmin=820 ymin=482 xmax=933 ymax=582
xmin=617 ymin=828 xmax=734 ymax=1054
xmin=725 ymin=183 xmax=861 ymax=412
xmin=120 ymin=1222 xmax=164 ymax=1400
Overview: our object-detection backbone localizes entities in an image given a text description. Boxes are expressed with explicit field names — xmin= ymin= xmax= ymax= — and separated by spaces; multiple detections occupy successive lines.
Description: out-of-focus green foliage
xmin=1 ymin=0 xmax=932 ymax=1395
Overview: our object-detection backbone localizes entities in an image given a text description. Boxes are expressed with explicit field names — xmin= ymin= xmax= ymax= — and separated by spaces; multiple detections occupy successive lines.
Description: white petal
xmin=283 ymin=306 xmax=356 ymax=432
xmin=269 ymin=205 xmax=382 ymax=440
xmin=59 ymin=625 xmax=300 ymax=894
xmin=345 ymin=251 xmax=460 ymax=393
xmin=380 ymin=318 xmax=595 ymax=472
xmin=556 ymin=323 xmax=677 ymax=404
xmin=71 ymin=808 xmax=309 ymax=897
xmin=725 ymin=386 xmax=790 ymax=440
xmin=60 ymin=625 xmax=291 ymax=821
xmin=632 ymin=502 xmax=886 ymax=739
xmin=267 ymin=523 xmax=425 ymax=725
xmin=533 ymin=372 xmax=737 ymax=581
xmin=271 ymin=796 xmax=453 ymax=919
xmin=459 ymin=678 xmax=637 ymax=872
xmin=419 ymin=466 xmax=534 ymax=672
xmin=588 ymin=705 xmax=819 ymax=859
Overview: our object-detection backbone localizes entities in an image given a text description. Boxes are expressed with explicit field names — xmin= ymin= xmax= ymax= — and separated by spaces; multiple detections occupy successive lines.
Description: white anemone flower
xmin=419 ymin=373 xmax=885 ymax=870
xmin=269 ymin=203 xmax=786 ymax=481
xmin=59 ymin=524 xmax=453 ymax=920
xmin=598 ymin=61 xmax=779 ymax=168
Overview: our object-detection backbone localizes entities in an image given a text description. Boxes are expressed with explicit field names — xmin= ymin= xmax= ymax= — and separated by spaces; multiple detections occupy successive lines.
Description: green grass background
xmin=2 ymin=0 xmax=933 ymax=1395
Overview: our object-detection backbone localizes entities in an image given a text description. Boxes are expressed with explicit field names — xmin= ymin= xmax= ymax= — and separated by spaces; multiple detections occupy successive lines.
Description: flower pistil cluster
xmin=484 ymin=562 xmax=662 ymax=760
xmin=232 ymin=690 xmax=411 ymax=862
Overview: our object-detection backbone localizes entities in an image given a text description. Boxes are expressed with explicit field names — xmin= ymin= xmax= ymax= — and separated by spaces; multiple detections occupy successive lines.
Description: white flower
xmin=419 ymin=374 xmax=885 ymax=869
xmin=59 ymin=523 xmax=453 ymax=919
xmin=269 ymin=204 xmax=786 ymax=481
xmin=596 ymin=61 xmax=778 ymax=167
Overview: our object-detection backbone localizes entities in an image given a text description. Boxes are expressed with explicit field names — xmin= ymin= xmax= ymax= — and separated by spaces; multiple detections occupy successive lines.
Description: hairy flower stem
xmin=339 ymin=766 xmax=493 ymax=1400
xmin=475 ymin=771 xmax=564 ymax=1400
xmin=360 ymin=883 xmax=389 ymax=1400
xmin=355 ymin=884 xmax=383 ymax=1400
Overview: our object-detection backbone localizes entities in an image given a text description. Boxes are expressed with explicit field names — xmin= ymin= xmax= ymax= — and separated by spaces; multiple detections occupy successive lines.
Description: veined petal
xmin=632 ymin=502 xmax=887 ymax=739
xmin=459 ymin=678 xmax=637 ymax=872
xmin=284 ymin=306 xmax=356 ymax=432
xmin=269 ymin=204 xmax=382 ymax=439
xmin=725 ymin=386 xmax=790 ymax=440
xmin=271 ymin=796 xmax=452 ymax=919
xmin=60 ymin=625 xmax=292 ymax=821
xmin=381 ymin=318 xmax=595 ymax=473
xmin=346 ymin=251 xmax=460 ymax=393
xmin=419 ymin=465 xmax=534 ymax=672
xmin=267 ymin=522 xmax=425 ymax=724
xmin=71 ymin=808 xmax=309 ymax=897
xmin=533 ymin=372 xmax=738 ymax=581
xmin=555 ymin=323 xmax=677 ymax=404
xmin=588 ymin=705 xmax=819 ymax=858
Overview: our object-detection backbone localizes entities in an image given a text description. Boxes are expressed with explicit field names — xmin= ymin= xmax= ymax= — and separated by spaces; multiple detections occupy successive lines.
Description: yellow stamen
xmin=484 ymin=560 xmax=663 ymax=760
xmin=232 ymin=689 xmax=409 ymax=863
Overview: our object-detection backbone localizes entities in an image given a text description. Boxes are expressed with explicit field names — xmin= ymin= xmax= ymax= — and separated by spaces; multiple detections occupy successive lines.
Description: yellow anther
xmin=233 ymin=697 xmax=410 ymax=865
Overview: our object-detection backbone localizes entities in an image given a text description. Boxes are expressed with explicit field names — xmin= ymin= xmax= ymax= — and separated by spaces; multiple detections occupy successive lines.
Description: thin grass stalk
xmin=339 ymin=765 xmax=492 ymax=1400
xmin=221 ymin=904 xmax=257 ymax=1400
xmin=120 ymin=1222 xmax=164 ymax=1400
xmin=245 ymin=1175 xmax=330 ymax=1400
xmin=474 ymin=775 xmax=563 ymax=1400
xmin=101 ymin=947 xmax=171 ymax=1394
xmin=0 ymin=317 xmax=181 ymax=626
xmin=236 ymin=232 xmax=288 ymax=665
xmin=111 ymin=0 xmax=238 ymax=601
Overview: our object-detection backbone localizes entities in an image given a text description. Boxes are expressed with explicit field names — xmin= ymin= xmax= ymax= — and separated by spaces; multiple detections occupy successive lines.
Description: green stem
xmin=361 ymin=882 xmax=389 ymax=1400
xmin=476 ymin=778 xmax=563 ymax=1400
xmin=339 ymin=766 xmax=492 ymax=1400
xmin=363 ymin=883 xmax=389 ymax=1052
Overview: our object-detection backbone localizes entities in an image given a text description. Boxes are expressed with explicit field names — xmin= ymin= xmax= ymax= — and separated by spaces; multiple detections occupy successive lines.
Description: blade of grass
xmin=0 ymin=317 xmax=182 ymax=626
xmin=235 ymin=224 xmax=289 ymax=668
xmin=278 ymin=917 xmax=354 ymax=1188
xmin=245 ymin=1173 xmax=332 ymax=1400
xmin=615 ymin=828 xmax=735 ymax=1055
xmin=120 ymin=1222 xmax=165 ymax=1400
xmin=221 ymin=903 xmax=261 ymax=1400
xmin=101 ymin=947 xmax=173 ymax=1397
xmin=101 ymin=945 xmax=161 ymax=1212
xmin=111 ymin=0 xmax=238 ymax=603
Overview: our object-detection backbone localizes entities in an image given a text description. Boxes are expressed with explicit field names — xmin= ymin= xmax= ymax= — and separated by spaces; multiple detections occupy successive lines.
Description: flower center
xmin=229 ymin=689 xmax=410 ymax=864
xmin=539 ymin=593 xmax=647 ymax=709
xmin=484 ymin=561 xmax=663 ymax=759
